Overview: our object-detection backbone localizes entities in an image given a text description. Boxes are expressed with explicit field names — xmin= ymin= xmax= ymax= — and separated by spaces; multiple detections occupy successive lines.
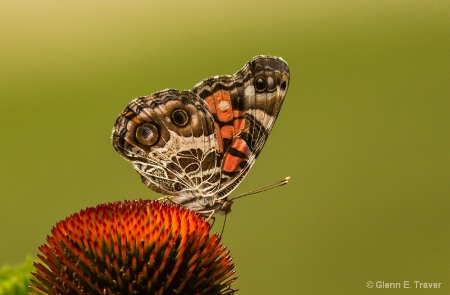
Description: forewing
xmin=192 ymin=55 xmax=290 ymax=198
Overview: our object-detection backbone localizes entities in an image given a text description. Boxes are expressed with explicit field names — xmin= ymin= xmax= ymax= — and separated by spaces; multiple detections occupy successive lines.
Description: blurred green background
xmin=1 ymin=1 xmax=449 ymax=294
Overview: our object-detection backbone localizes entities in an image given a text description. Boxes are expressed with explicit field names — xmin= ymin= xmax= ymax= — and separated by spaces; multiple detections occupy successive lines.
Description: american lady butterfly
xmin=112 ymin=55 xmax=290 ymax=217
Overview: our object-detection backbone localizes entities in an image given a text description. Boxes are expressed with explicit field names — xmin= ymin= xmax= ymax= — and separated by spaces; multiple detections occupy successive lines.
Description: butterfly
xmin=112 ymin=55 xmax=290 ymax=217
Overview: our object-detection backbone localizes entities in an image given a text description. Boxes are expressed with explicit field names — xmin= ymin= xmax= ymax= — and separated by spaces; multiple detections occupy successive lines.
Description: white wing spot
xmin=218 ymin=100 xmax=230 ymax=112
xmin=244 ymin=85 xmax=255 ymax=98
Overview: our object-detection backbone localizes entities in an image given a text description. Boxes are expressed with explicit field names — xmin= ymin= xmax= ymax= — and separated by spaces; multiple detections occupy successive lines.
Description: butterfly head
xmin=216 ymin=199 xmax=234 ymax=215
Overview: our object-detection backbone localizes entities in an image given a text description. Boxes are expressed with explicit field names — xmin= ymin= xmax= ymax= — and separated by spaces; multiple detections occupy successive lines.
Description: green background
xmin=1 ymin=1 xmax=449 ymax=294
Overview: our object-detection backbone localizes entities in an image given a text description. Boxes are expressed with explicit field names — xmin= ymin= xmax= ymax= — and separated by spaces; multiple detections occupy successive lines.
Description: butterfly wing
xmin=112 ymin=56 xmax=290 ymax=216
xmin=192 ymin=55 xmax=290 ymax=199
xmin=112 ymin=89 xmax=222 ymax=202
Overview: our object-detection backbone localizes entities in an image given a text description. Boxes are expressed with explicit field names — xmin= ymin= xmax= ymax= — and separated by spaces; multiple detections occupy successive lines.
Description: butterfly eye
xmin=266 ymin=76 xmax=276 ymax=92
xmin=171 ymin=109 xmax=189 ymax=127
xmin=254 ymin=76 xmax=266 ymax=92
xmin=136 ymin=123 xmax=159 ymax=146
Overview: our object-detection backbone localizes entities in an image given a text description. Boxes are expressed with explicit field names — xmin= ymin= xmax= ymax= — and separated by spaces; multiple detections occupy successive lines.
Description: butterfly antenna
xmin=230 ymin=176 xmax=290 ymax=201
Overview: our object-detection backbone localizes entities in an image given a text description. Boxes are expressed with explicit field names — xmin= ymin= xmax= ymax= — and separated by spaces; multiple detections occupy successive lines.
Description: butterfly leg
xmin=157 ymin=195 xmax=175 ymax=203
xmin=205 ymin=210 xmax=216 ymax=222
xmin=209 ymin=216 xmax=216 ymax=228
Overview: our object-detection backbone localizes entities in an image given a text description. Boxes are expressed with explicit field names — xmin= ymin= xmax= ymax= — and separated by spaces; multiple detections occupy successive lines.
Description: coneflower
xmin=30 ymin=199 xmax=236 ymax=295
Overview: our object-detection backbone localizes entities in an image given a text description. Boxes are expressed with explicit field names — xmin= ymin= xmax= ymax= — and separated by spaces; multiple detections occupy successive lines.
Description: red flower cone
xmin=31 ymin=199 xmax=236 ymax=295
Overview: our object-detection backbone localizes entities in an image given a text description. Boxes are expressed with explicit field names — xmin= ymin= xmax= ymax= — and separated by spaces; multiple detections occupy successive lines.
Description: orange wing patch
xmin=205 ymin=90 xmax=247 ymax=155
xmin=213 ymin=90 xmax=233 ymax=122
xmin=124 ymin=110 xmax=143 ymax=124
xmin=222 ymin=138 xmax=251 ymax=173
